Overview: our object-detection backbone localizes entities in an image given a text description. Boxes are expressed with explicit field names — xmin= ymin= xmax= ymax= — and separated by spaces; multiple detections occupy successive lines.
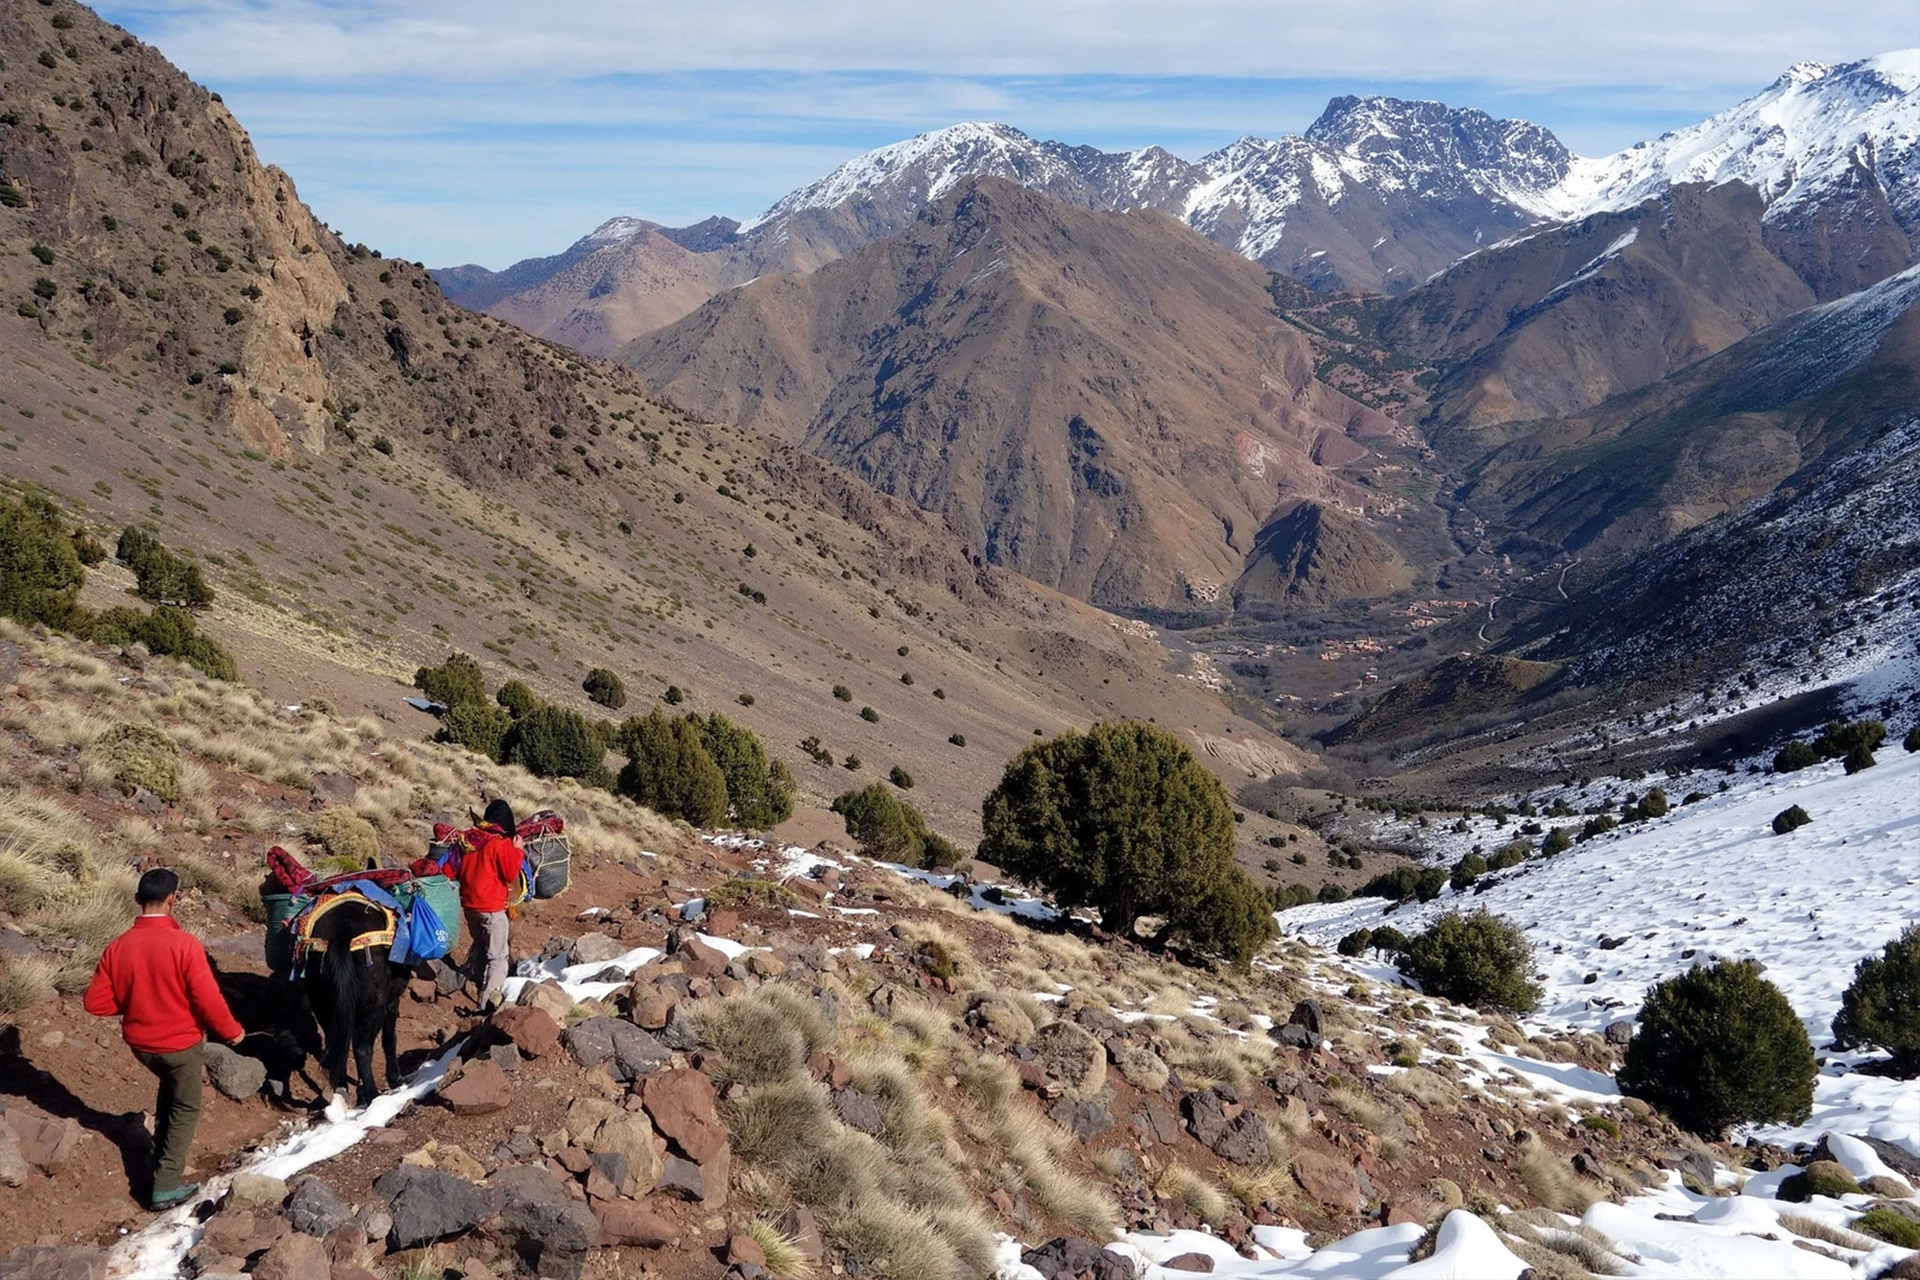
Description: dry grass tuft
xmin=1329 ymin=1084 xmax=1393 ymax=1133
xmin=0 ymin=952 xmax=58 ymax=1023
xmin=1777 ymin=1213 xmax=1879 ymax=1252
xmin=1386 ymin=1066 xmax=1463 ymax=1111
xmin=1222 ymin=1161 xmax=1294 ymax=1208
xmin=1517 ymin=1146 xmax=1606 ymax=1215
xmin=746 ymin=1220 xmax=815 ymax=1280
xmin=986 ymin=1101 xmax=1120 ymax=1238
xmin=690 ymin=985 xmax=833 ymax=1085
xmin=1154 ymin=1163 xmax=1231 ymax=1226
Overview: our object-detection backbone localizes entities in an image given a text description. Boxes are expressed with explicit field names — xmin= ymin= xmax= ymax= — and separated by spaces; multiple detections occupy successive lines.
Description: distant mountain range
xmin=438 ymin=51 xmax=1919 ymax=351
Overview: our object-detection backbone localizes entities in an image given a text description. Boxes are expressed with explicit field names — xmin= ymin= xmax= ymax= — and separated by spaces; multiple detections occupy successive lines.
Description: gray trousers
xmin=463 ymin=908 xmax=510 ymax=1003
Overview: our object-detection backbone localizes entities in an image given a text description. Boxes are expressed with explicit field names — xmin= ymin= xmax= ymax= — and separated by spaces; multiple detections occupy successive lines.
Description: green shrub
xmin=1906 ymin=724 xmax=1920 ymax=753
xmin=979 ymin=721 xmax=1272 ymax=968
xmin=122 ymin=606 xmax=236 ymax=680
xmin=0 ymin=495 xmax=86 ymax=627
xmin=1773 ymin=741 xmax=1820 ymax=773
xmin=1398 ymin=910 xmax=1540 ymax=1012
xmin=949 ymin=733 xmax=966 ymax=748
xmin=495 ymin=679 xmax=540 ymax=719
xmin=1487 ymin=842 xmax=1528 ymax=871
xmin=1358 ymin=864 xmax=1447 ymax=903
xmin=415 ymin=651 xmax=487 ymax=708
xmin=582 ymin=667 xmax=627 ymax=710
xmin=831 ymin=783 xmax=938 ymax=867
xmin=1618 ymin=959 xmax=1814 ymax=1136
xmin=1369 ymin=925 xmax=1407 ymax=953
xmin=663 ymin=685 xmax=685 ymax=705
xmin=888 ymin=765 xmax=914 ymax=790
xmin=116 ymin=526 xmax=213 ymax=608
xmin=437 ymin=702 xmax=512 ymax=761
xmin=1338 ymin=928 xmax=1373 ymax=957
xmin=1814 ymin=720 xmax=1885 ymax=760
xmin=1267 ymin=883 xmax=1314 ymax=910
xmin=504 ymin=705 xmax=610 ymax=785
xmin=685 ymin=712 xmax=794 ymax=828
xmin=615 ymin=710 xmax=728 ymax=826
xmin=1832 ymin=924 xmax=1920 ymax=1076
xmin=1578 ymin=814 xmax=1617 ymax=841
xmin=1843 ymin=742 xmax=1876 ymax=774
xmin=859 ymin=706 xmax=879 ymax=723
xmin=1578 ymin=1115 xmax=1621 ymax=1140
xmin=1772 ymin=805 xmax=1812 ymax=835
xmin=1855 ymin=1208 xmax=1920 ymax=1249
xmin=1450 ymin=853 xmax=1487 ymax=892
xmin=87 ymin=722 xmax=180 ymax=800
xmin=1540 ymin=827 xmax=1574 ymax=855
xmin=311 ymin=808 xmax=378 ymax=865
xmin=1316 ymin=882 xmax=1348 ymax=904
xmin=1627 ymin=787 xmax=1668 ymax=820
xmin=832 ymin=685 xmax=852 ymax=702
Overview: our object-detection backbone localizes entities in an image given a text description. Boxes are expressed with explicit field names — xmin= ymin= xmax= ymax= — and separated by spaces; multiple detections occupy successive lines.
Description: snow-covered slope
xmin=1545 ymin=51 xmax=1920 ymax=227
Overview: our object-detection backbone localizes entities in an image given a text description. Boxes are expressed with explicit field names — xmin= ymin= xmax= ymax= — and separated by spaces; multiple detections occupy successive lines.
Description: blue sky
xmin=94 ymin=1 xmax=1915 ymax=269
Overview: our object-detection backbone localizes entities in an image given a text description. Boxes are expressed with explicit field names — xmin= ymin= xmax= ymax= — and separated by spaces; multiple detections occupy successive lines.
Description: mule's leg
xmin=381 ymin=967 xmax=403 ymax=1087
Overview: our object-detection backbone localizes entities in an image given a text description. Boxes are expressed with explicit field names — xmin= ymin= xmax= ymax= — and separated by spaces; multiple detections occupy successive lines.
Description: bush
xmin=1814 ymin=720 xmax=1885 ymax=759
xmin=948 ymin=733 xmax=966 ymax=747
xmin=87 ymin=722 xmax=180 ymax=800
xmin=1856 ymin=1208 xmax=1920 ymax=1249
xmin=859 ymin=706 xmax=879 ymax=723
xmin=1487 ymin=842 xmax=1528 ymax=871
xmin=1316 ymin=882 xmax=1348 ymax=904
xmin=495 ymin=679 xmax=540 ymax=719
xmin=1831 ymin=924 xmax=1920 ymax=1075
xmin=0 ymin=496 xmax=86 ymax=627
xmin=1578 ymin=814 xmax=1617 ymax=841
xmin=312 ymin=808 xmax=378 ymax=865
xmin=503 ymin=705 xmax=610 ymax=785
xmin=1628 ymin=787 xmax=1668 ymax=820
xmin=1369 ymin=925 xmax=1407 ymax=954
xmin=1843 ymin=742 xmax=1875 ymax=774
xmin=116 ymin=526 xmax=213 ymax=608
xmin=1540 ymin=826 xmax=1574 ymax=855
xmin=831 ymin=783 xmax=942 ymax=868
xmin=582 ymin=667 xmax=627 ymax=710
xmin=615 ymin=711 xmax=728 ymax=826
xmin=685 ymin=712 xmax=794 ymax=828
xmin=663 ymin=685 xmax=685 ymax=705
xmin=1449 ymin=853 xmax=1486 ymax=892
xmin=1358 ymin=864 xmax=1447 ymax=903
xmin=1618 ymin=959 xmax=1814 ymax=1136
xmin=1398 ymin=910 xmax=1540 ymax=1012
xmin=90 ymin=605 xmax=237 ymax=680
xmin=979 ymin=721 xmax=1272 ymax=968
xmin=1338 ymin=929 xmax=1373 ymax=957
xmin=1267 ymin=883 xmax=1314 ymax=910
xmin=832 ymin=685 xmax=852 ymax=702
xmin=1772 ymin=805 xmax=1812 ymax=835
xmin=1906 ymin=724 xmax=1920 ymax=753
xmin=888 ymin=765 xmax=914 ymax=790
xmin=437 ymin=702 xmax=512 ymax=761
xmin=1773 ymin=741 xmax=1820 ymax=773
xmin=415 ymin=651 xmax=487 ymax=708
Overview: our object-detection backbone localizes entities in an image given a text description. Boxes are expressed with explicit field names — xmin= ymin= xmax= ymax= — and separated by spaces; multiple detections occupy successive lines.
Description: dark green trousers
xmin=133 ymin=1042 xmax=204 ymax=1195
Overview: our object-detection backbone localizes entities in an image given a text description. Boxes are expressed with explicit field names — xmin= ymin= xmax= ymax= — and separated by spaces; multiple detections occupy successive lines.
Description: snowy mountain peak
xmin=583 ymin=216 xmax=650 ymax=245
xmin=746 ymin=122 xmax=1053 ymax=230
xmin=1775 ymin=59 xmax=1833 ymax=87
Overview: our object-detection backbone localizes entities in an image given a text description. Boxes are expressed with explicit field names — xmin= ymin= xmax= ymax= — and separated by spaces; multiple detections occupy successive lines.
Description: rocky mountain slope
xmin=0 ymin=0 xmax=1304 ymax=841
xmin=624 ymin=178 xmax=1419 ymax=615
xmin=443 ymin=52 xmax=1917 ymax=347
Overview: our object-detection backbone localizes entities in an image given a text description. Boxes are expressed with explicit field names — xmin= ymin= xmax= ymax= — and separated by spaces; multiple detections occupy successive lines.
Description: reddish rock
xmin=1385 ymin=1202 xmax=1427 ymax=1227
xmin=704 ymin=909 xmax=741 ymax=937
xmin=201 ymin=1210 xmax=288 ymax=1258
xmin=491 ymin=1006 xmax=561 ymax=1058
xmin=629 ymin=987 xmax=676 ymax=1031
xmin=555 ymin=1147 xmax=592 ymax=1175
xmin=518 ymin=980 xmax=574 ymax=1023
xmin=8 ymin=1113 xmax=80 ymax=1173
xmin=592 ymin=1202 xmax=673 ymax=1248
xmin=1291 ymin=1150 xmax=1361 ymax=1212
xmin=439 ymin=1059 xmax=512 ymax=1116
xmin=676 ymin=937 xmax=728 ymax=979
xmin=640 ymin=1068 xmax=726 ymax=1162
xmin=583 ymin=1168 xmax=618 ymax=1202
xmin=807 ymin=1053 xmax=852 ymax=1089
xmin=251 ymin=1232 xmax=330 ymax=1280
xmin=727 ymin=1234 xmax=766 ymax=1267
xmin=1163 ymin=1254 xmax=1214 ymax=1273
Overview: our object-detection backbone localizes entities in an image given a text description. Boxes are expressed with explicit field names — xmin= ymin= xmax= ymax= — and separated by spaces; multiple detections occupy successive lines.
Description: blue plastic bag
xmin=402 ymin=890 xmax=453 ymax=963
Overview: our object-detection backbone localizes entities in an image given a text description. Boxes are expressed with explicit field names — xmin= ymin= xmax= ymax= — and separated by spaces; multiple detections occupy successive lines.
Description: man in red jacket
xmin=459 ymin=798 xmax=525 ymax=1011
xmin=84 ymin=867 xmax=246 ymax=1210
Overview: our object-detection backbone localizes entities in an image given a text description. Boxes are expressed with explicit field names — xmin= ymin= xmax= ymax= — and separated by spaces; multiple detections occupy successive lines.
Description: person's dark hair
xmin=481 ymin=797 xmax=517 ymax=836
xmin=136 ymin=867 xmax=180 ymax=906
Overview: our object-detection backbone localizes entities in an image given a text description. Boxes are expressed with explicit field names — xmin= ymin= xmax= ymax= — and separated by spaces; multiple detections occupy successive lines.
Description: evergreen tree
xmin=616 ymin=710 xmax=729 ymax=826
xmin=1832 ymin=925 xmax=1920 ymax=1077
xmin=504 ymin=705 xmax=610 ymax=786
xmin=414 ymin=651 xmax=487 ymax=708
xmin=0 ymin=496 xmax=85 ymax=626
xmin=685 ymin=712 xmax=794 ymax=828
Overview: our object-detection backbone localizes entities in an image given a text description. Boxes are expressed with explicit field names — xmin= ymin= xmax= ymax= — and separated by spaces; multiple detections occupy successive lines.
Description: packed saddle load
xmin=428 ymin=808 xmax=572 ymax=904
xmin=261 ymin=845 xmax=460 ymax=979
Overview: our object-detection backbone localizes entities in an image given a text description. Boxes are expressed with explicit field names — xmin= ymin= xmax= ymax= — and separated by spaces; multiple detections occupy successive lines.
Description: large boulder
xmin=490 ymin=1165 xmax=598 ymax=1280
xmin=1029 ymin=1022 xmax=1106 ymax=1098
xmin=1291 ymin=1149 xmax=1361 ymax=1212
xmin=566 ymin=1100 xmax=662 ymax=1198
xmin=203 ymin=1043 xmax=268 ymax=1101
xmin=518 ymin=981 xmax=575 ymax=1023
xmin=562 ymin=1017 xmax=668 ymax=1082
xmin=592 ymin=1202 xmax=674 ymax=1248
xmin=225 ymin=1172 xmax=289 ymax=1213
xmin=6 ymin=1114 xmax=79 ymax=1174
xmin=491 ymin=1006 xmax=562 ymax=1058
xmin=283 ymin=1176 xmax=351 ymax=1238
xmin=639 ymin=1068 xmax=726 ymax=1162
xmin=440 ymin=1059 xmax=513 ymax=1116
xmin=568 ymin=933 xmax=628 ymax=967
xmin=248 ymin=1233 xmax=328 ymax=1280
xmin=370 ymin=1165 xmax=502 ymax=1250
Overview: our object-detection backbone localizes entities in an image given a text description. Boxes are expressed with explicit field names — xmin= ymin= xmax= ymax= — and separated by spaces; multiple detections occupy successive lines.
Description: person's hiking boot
xmin=147 ymin=1181 xmax=199 ymax=1210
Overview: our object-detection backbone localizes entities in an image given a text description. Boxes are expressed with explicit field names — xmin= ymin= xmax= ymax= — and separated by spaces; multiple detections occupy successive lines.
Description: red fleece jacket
xmin=83 ymin=915 xmax=244 ymax=1053
xmin=456 ymin=827 xmax=525 ymax=913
